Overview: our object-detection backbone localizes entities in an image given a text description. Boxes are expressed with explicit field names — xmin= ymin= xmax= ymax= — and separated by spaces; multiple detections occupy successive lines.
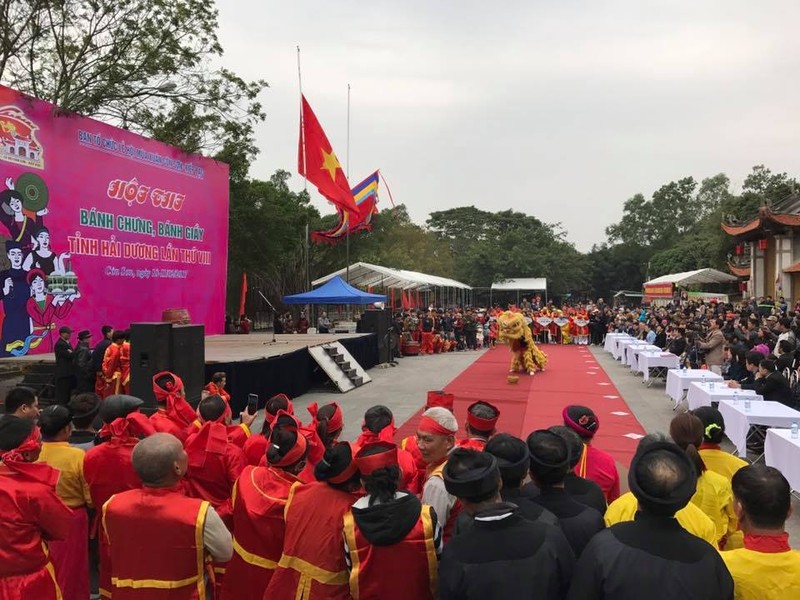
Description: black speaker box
xmin=130 ymin=323 xmax=205 ymax=411
xmin=170 ymin=324 xmax=205 ymax=405
xmin=360 ymin=309 xmax=390 ymax=363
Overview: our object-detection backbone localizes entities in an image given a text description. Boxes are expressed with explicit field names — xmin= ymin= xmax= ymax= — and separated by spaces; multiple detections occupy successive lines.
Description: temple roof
xmin=722 ymin=193 xmax=800 ymax=237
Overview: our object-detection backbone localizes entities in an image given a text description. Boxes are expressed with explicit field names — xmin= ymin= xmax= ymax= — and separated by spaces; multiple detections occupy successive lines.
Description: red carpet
xmin=394 ymin=345 xmax=646 ymax=468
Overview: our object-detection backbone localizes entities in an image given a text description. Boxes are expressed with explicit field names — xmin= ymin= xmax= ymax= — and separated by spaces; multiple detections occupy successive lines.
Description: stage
xmin=0 ymin=332 xmax=379 ymax=413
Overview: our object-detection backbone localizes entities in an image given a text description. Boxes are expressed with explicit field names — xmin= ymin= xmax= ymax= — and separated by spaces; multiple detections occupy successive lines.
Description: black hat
xmin=99 ymin=395 xmax=143 ymax=424
xmin=58 ymin=326 xmax=72 ymax=335
xmin=628 ymin=441 xmax=697 ymax=516
xmin=442 ymin=448 xmax=500 ymax=500
xmin=485 ymin=433 xmax=530 ymax=481
xmin=78 ymin=330 xmax=92 ymax=341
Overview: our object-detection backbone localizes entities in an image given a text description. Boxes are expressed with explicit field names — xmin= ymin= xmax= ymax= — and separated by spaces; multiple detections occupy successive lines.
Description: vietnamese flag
xmin=298 ymin=95 xmax=358 ymax=215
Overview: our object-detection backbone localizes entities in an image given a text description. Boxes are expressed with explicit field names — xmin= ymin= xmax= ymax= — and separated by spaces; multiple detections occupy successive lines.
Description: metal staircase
xmin=308 ymin=342 xmax=371 ymax=392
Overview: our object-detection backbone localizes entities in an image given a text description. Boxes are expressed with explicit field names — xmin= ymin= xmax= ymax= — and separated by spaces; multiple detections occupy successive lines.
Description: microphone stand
xmin=258 ymin=291 xmax=278 ymax=343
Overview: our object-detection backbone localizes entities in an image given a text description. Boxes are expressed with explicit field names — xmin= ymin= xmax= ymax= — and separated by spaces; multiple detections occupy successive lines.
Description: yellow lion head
xmin=497 ymin=311 xmax=533 ymax=345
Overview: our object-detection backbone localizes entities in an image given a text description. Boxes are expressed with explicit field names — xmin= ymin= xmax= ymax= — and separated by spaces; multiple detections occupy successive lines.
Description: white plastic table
xmin=626 ymin=344 xmax=661 ymax=371
xmin=604 ymin=333 xmax=629 ymax=353
xmin=640 ymin=352 xmax=681 ymax=384
xmin=614 ymin=337 xmax=639 ymax=361
xmin=719 ymin=400 xmax=800 ymax=457
xmin=765 ymin=428 xmax=800 ymax=492
xmin=686 ymin=381 xmax=759 ymax=411
xmin=665 ymin=369 xmax=723 ymax=408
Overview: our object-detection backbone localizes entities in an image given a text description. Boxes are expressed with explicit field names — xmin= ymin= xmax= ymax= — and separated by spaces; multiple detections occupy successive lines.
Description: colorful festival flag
xmin=298 ymin=95 xmax=358 ymax=215
xmin=311 ymin=170 xmax=380 ymax=244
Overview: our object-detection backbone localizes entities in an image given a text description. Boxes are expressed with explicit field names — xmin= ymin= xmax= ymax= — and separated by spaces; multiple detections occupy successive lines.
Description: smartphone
xmin=246 ymin=393 xmax=259 ymax=415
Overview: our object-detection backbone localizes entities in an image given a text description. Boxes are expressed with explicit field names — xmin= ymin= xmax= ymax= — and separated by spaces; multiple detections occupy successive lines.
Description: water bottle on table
xmin=792 ymin=422 xmax=799 ymax=440
xmin=744 ymin=397 xmax=751 ymax=412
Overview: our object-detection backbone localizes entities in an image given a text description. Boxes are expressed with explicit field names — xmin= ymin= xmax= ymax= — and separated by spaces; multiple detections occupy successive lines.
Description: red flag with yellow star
xmin=298 ymin=95 xmax=358 ymax=215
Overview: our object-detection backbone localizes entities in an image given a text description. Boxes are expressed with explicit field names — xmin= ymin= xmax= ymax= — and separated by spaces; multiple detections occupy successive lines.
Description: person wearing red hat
xmin=458 ymin=401 xmax=500 ymax=451
xmin=298 ymin=402 xmax=344 ymax=482
xmin=264 ymin=442 xmax=363 ymax=599
xmin=222 ymin=412 xmax=308 ymax=600
xmin=183 ymin=394 xmax=248 ymax=594
xmin=84 ymin=394 xmax=155 ymax=598
xmin=417 ymin=407 xmax=461 ymax=543
xmin=343 ymin=441 xmax=441 ymax=600
xmin=352 ymin=405 xmax=420 ymax=493
xmin=0 ymin=415 xmax=73 ymax=600
xmin=183 ymin=395 xmax=247 ymax=528
xmin=150 ymin=371 xmax=196 ymax=442
xmin=242 ymin=393 xmax=294 ymax=466
xmin=400 ymin=390 xmax=455 ymax=489
xmin=562 ymin=405 xmax=620 ymax=503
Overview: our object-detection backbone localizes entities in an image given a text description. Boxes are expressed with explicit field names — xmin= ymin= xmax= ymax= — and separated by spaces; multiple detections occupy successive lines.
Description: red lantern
xmin=735 ymin=244 xmax=743 ymax=255
xmin=758 ymin=239 xmax=768 ymax=250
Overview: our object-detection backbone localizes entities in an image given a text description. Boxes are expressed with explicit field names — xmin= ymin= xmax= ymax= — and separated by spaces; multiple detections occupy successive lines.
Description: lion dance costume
xmin=497 ymin=311 xmax=547 ymax=375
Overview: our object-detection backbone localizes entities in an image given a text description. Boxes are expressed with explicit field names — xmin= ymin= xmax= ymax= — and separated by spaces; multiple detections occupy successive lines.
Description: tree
xmin=0 ymin=0 xmax=266 ymax=156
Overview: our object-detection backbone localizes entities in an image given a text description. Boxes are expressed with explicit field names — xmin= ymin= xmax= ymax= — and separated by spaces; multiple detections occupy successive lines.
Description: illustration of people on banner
xmin=0 ymin=173 xmax=79 ymax=355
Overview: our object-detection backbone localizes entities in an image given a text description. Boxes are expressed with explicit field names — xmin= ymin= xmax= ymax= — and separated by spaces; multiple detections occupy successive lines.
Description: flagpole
xmin=346 ymin=82 xmax=351 ymax=284
xmin=297 ymin=45 xmax=307 ymax=192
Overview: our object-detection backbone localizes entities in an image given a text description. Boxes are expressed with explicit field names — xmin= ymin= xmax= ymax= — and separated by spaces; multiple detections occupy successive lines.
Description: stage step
xmin=308 ymin=342 xmax=372 ymax=393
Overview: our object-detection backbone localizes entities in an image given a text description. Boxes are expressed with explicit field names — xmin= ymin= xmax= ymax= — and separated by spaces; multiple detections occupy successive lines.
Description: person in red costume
xmin=562 ymin=405 xmax=620 ymax=503
xmin=118 ymin=330 xmax=131 ymax=394
xmin=150 ymin=371 xmax=197 ymax=442
xmin=458 ymin=400 xmax=500 ymax=451
xmin=183 ymin=394 xmax=247 ymax=528
xmin=98 ymin=331 xmax=126 ymax=399
xmin=343 ymin=441 xmax=442 ymax=600
xmin=242 ymin=393 xmax=294 ymax=466
xmin=222 ymin=411 xmax=308 ymax=600
xmin=264 ymin=441 xmax=363 ymax=599
xmin=299 ymin=401 xmax=344 ymax=482
xmin=204 ymin=372 xmax=232 ymax=419
xmin=102 ymin=433 xmax=233 ymax=600
xmin=84 ymin=395 xmax=155 ymax=598
xmin=0 ymin=415 xmax=73 ymax=600
xmin=186 ymin=393 xmax=256 ymax=449
xmin=417 ymin=406 xmax=461 ymax=543
xmin=400 ymin=390 xmax=455 ymax=491
xmin=352 ymin=405 xmax=419 ymax=493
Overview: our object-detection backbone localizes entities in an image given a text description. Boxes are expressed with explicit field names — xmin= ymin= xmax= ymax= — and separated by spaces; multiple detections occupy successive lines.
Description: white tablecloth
xmin=765 ymin=428 xmax=800 ymax=492
xmin=665 ymin=369 xmax=723 ymax=403
xmin=686 ymin=381 xmax=759 ymax=411
xmin=604 ymin=333 xmax=629 ymax=353
xmin=640 ymin=352 xmax=681 ymax=382
xmin=625 ymin=344 xmax=660 ymax=369
xmin=719 ymin=400 xmax=800 ymax=456
xmin=614 ymin=337 xmax=639 ymax=361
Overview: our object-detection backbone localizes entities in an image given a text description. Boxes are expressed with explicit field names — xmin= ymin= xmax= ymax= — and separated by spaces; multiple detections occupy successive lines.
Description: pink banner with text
xmin=0 ymin=85 xmax=229 ymax=356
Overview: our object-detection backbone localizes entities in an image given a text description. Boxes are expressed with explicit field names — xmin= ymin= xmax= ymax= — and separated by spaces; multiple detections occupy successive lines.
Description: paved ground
xmin=590 ymin=344 xmax=800 ymax=547
xmin=250 ymin=350 xmax=484 ymax=441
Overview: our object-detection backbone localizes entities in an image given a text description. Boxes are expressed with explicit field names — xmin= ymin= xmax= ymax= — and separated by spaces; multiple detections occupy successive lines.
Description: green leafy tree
xmin=0 ymin=0 xmax=266 ymax=156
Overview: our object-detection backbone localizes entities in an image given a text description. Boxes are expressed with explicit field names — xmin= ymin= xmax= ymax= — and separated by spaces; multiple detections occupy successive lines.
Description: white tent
xmin=645 ymin=268 xmax=737 ymax=286
xmin=491 ymin=278 xmax=548 ymax=291
xmin=312 ymin=262 xmax=471 ymax=290
xmin=490 ymin=278 xmax=548 ymax=304
xmin=312 ymin=262 xmax=472 ymax=307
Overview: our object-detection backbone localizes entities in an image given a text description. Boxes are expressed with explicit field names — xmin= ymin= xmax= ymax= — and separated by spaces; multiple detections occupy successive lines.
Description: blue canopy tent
xmin=283 ymin=275 xmax=387 ymax=305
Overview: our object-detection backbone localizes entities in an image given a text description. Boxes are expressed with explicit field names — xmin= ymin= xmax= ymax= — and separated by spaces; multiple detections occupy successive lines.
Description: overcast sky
xmin=215 ymin=1 xmax=800 ymax=251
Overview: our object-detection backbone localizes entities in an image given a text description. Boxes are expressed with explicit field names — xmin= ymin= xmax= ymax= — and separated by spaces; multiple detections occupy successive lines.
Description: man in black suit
xmin=729 ymin=357 xmax=793 ymax=406
xmin=54 ymin=325 xmax=75 ymax=405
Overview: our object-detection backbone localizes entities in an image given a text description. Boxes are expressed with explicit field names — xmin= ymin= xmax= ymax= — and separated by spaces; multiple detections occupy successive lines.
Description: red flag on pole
xmin=298 ymin=95 xmax=358 ymax=215
xmin=239 ymin=272 xmax=248 ymax=317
